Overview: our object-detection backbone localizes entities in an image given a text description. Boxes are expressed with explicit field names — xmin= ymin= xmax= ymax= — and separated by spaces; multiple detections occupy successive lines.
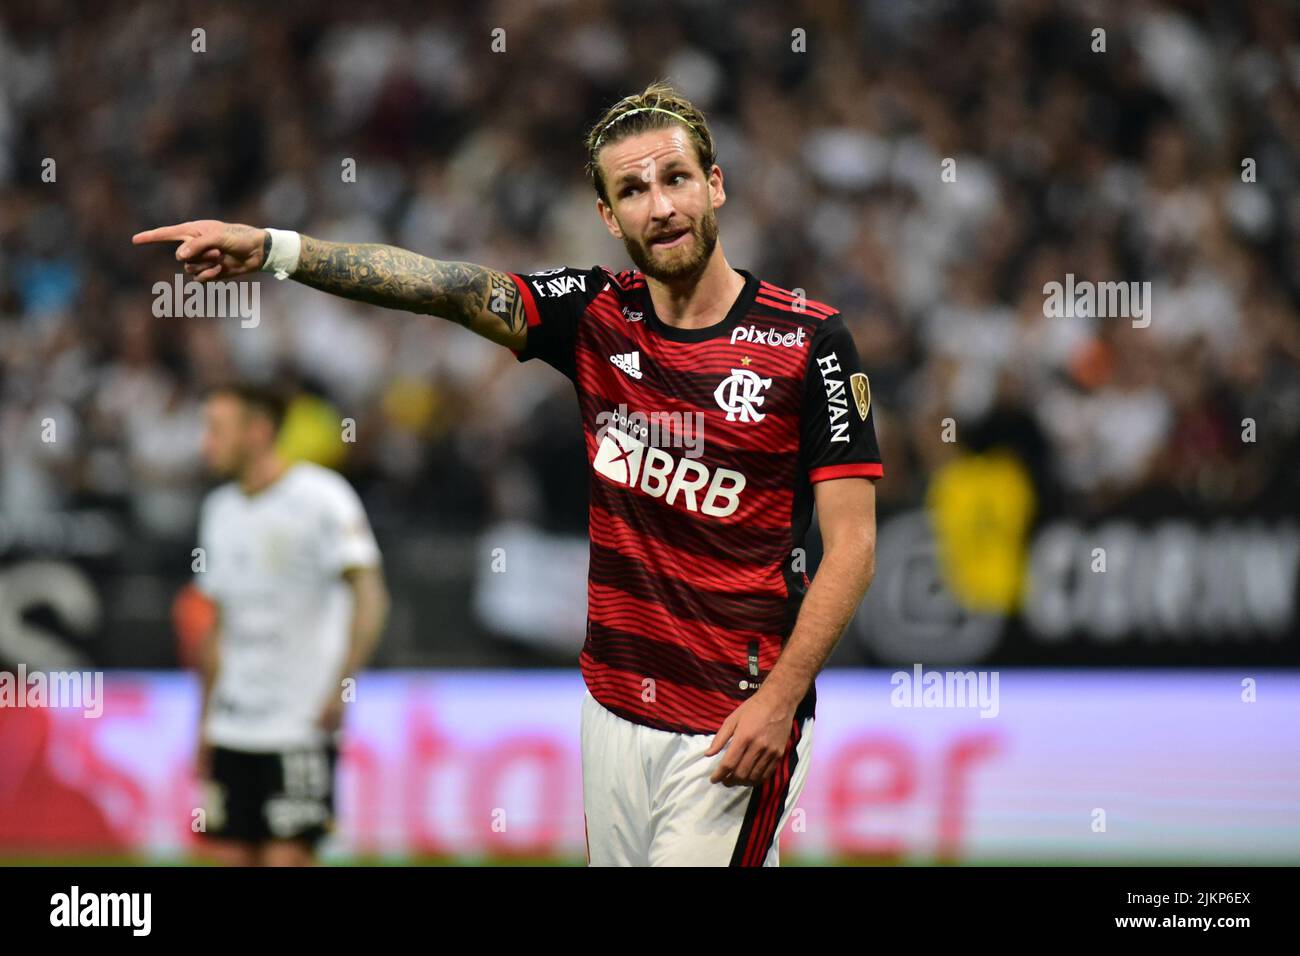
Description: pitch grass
xmin=0 ymin=855 xmax=1232 ymax=867
xmin=6 ymin=854 xmax=852 ymax=866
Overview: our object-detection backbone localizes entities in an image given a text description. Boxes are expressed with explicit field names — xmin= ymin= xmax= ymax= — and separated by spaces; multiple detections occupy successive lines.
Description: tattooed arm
xmin=132 ymin=220 xmax=530 ymax=349
xmin=289 ymin=236 xmax=528 ymax=346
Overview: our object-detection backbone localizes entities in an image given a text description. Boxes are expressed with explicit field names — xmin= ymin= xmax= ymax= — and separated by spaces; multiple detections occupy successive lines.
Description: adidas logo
xmin=610 ymin=351 xmax=643 ymax=379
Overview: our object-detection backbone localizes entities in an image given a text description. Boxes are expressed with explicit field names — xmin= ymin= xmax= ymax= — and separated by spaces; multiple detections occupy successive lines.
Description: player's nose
xmin=648 ymin=181 xmax=676 ymax=218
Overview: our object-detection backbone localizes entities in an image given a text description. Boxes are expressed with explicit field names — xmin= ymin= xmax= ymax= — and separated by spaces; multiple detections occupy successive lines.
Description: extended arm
xmin=290 ymin=237 xmax=528 ymax=346
xmin=132 ymin=220 xmax=530 ymax=348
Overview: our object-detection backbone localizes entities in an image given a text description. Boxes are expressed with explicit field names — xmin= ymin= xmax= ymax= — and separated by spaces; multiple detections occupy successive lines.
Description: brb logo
xmin=714 ymin=368 xmax=772 ymax=423
xmin=592 ymin=426 xmax=746 ymax=518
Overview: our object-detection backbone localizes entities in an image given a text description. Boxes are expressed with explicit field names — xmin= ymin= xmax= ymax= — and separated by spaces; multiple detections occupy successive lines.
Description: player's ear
xmin=709 ymin=164 xmax=726 ymax=209
xmin=597 ymin=198 xmax=624 ymax=240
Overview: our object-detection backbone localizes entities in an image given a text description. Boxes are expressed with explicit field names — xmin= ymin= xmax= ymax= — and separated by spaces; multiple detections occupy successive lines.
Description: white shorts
xmin=579 ymin=689 xmax=814 ymax=866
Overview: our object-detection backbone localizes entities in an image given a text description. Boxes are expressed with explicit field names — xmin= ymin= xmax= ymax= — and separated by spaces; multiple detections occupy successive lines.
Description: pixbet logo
xmin=730 ymin=324 xmax=807 ymax=349
xmin=592 ymin=426 xmax=746 ymax=518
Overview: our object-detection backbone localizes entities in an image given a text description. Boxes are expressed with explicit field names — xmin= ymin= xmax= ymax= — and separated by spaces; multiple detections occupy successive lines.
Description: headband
xmin=593 ymin=106 xmax=695 ymax=148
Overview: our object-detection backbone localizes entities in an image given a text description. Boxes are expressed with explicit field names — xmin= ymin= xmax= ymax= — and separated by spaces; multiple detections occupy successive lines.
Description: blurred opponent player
xmin=135 ymin=81 xmax=880 ymax=866
xmin=193 ymin=384 xmax=388 ymax=866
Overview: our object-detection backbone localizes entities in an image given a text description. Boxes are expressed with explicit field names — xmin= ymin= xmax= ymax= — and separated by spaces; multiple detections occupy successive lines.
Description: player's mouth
xmin=649 ymin=227 xmax=691 ymax=249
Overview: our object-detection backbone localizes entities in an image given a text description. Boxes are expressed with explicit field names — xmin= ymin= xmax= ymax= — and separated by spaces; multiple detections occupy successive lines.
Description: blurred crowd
xmin=3 ymin=0 xmax=1300 ymax=553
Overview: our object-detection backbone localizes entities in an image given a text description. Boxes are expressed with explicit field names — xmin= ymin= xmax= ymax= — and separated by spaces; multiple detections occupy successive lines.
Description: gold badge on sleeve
xmin=850 ymin=373 xmax=871 ymax=420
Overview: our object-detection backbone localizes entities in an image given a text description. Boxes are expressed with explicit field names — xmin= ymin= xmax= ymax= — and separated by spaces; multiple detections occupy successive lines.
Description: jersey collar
xmin=638 ymin=268 xmax=758 ymax=343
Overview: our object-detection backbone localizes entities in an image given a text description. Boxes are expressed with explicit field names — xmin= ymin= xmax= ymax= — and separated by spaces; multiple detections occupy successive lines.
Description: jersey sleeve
xmin=317 ymin=473 xmax=382 ymax=577
xmin=507 ymin=266 xmax=608 ymax=380
xmin=802 ymin=314 xmax=884 ymax=483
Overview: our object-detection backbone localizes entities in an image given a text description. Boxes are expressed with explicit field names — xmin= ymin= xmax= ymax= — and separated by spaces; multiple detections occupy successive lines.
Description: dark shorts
xmin=202 ymin=744 xmax=338 ymax=848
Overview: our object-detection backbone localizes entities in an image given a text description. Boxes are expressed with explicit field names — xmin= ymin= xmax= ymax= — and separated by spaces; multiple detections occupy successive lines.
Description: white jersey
xmin=196 ymin=462 xmax=381 ymax=752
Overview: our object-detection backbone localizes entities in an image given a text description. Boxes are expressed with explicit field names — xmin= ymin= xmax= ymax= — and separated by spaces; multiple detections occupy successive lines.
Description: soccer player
xmin=135 ymin=81 xmax=880 ymax=866
xmin=192 ymin=384 xmax=389 ymax=866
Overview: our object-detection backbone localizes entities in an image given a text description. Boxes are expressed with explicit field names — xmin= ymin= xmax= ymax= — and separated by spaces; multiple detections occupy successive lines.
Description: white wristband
xmin=261 ymin=228 xmax=301 ymax=280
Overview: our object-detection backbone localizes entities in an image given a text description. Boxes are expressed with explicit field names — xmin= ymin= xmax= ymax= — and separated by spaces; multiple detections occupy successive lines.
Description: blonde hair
xmin=584 ymin=80 xmax=717 ymax=205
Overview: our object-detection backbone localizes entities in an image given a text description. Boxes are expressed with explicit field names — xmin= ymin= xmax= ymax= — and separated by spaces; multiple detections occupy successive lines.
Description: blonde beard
xmin=623 ymin=208 xmax=719 ymax=282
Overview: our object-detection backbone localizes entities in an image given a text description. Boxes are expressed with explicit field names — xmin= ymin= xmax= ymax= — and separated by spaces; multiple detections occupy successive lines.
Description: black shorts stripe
xmin=729 ymin=718 xmax=803 ymax=867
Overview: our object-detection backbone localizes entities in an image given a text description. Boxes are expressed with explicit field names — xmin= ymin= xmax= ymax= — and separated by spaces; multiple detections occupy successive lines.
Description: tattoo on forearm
xmin=292 ymin=236 xmax=528 ymax=336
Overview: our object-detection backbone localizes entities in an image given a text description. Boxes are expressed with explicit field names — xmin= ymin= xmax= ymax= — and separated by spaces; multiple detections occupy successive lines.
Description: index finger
xmin=710 ymin=739 xmax=747 ymax=784
xmin=132 ymin=223 xmax=197 ymax=245
xmin=703 ymin=715 xmax=735 ymax=757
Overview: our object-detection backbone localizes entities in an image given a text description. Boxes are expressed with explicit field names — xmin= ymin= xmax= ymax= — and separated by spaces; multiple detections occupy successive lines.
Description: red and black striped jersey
xmin=508 ymin=265 xmax=883 ymax=735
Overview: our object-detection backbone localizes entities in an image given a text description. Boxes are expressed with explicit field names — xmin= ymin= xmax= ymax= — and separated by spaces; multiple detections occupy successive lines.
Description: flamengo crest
xmin=714 ymin=368 xmax=772 ymax=423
